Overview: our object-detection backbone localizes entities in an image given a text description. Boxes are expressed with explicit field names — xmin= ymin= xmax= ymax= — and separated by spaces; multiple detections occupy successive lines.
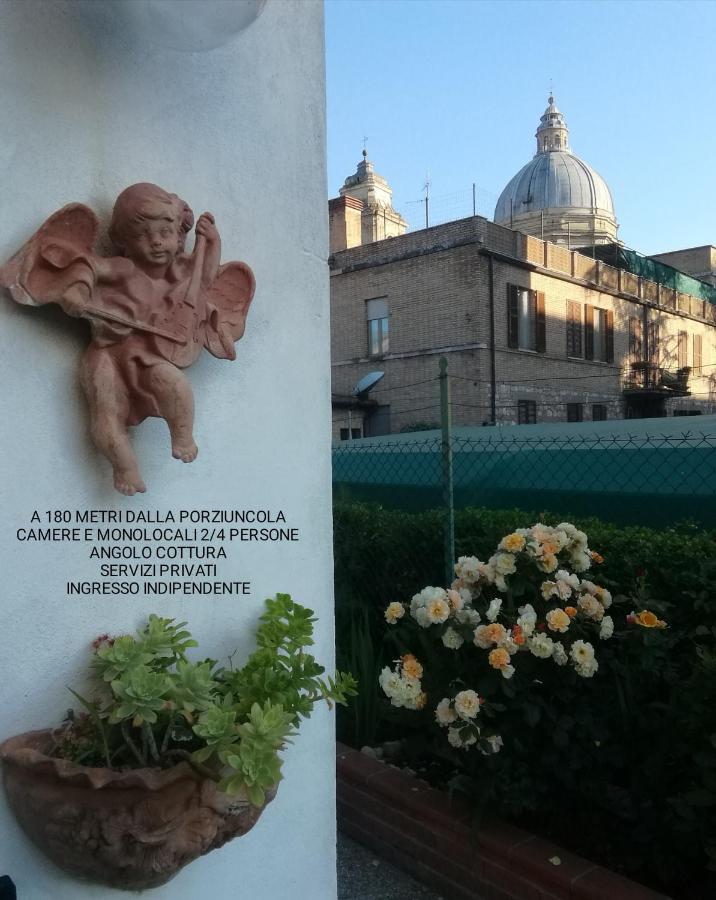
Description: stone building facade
xmin=329 ymin=149 xmax=407 ymax=253
xmin=330 ymin=216 xmax=716 ymax=438
xmin=651 ymin=245 xmax=716 ymax=287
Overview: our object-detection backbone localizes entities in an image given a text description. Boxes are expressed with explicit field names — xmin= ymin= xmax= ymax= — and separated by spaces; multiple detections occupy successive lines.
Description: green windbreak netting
xmin=582 ymin=244 xmax=716 ymax=305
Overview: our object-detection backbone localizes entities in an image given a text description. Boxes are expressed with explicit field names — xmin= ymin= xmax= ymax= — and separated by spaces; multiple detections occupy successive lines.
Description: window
xmin=674 ymin=409 xmax=702 ymax=416
xmin=366 ymin=297 xmax=388 ymax=357
xmin=678 ymin=331 xmax=688 ymax=369
xmin=694 ymin=334 xmax=703 ymax=373
xmin=566 ymin=301 xmax=582 ymax=358
xmin=517 ymin=400 xmax=537 ymax=424
xmin=592 ymin=404 xmax=607 ymax=421
xmin=339 ymin=427 xmax=362 ymax=441
xmin=507 ymin=286 xmax=545 ymax=352
xmin=647 ymin=321 xmax=660 ymax=367
xmin=567 ymin=403 xmax=583 ymax=422
xmin=628 ymin=316 xmax=643 ymax=361
xmin=585 ymin=305 xmax=614 ymax=363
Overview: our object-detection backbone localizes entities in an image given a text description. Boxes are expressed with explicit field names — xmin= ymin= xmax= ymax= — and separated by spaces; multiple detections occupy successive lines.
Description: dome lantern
xmin=535 ymin=94 xmax=570 ymax=154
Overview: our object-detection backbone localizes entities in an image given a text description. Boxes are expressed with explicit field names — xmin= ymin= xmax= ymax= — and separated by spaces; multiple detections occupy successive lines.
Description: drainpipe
xmin=488 ymin=254 xmax=496 ymax=424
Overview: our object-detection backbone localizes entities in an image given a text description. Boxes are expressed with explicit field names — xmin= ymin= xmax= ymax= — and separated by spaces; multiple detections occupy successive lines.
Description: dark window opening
xmin=567 ymin=403 xmax=583 ymax=423
xmin=517 ymin=400 xmax=537 ymax=425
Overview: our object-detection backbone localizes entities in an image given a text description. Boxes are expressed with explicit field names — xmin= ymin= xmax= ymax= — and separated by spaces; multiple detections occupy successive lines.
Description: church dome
xmin=494 ymin=96 xmax=618 ymax=247
xmin=494 ymin=152 xmax=615 ymax=223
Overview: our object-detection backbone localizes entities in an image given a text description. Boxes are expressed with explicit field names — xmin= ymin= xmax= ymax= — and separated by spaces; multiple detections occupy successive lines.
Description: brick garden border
xmin=336 ymin=742 xmax=670 ymax=900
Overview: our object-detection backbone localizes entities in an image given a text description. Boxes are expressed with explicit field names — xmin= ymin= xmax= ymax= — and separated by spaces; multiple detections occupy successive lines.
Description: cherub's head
xmin=109 ymin=183 xmax=194 ymax=269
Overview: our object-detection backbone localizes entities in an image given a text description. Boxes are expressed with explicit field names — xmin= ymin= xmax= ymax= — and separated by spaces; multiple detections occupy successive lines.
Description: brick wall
xmin=337 ymin=744 xmax=670 ymax=900
xmin=330 ymin=216 xmax=716 ymax=434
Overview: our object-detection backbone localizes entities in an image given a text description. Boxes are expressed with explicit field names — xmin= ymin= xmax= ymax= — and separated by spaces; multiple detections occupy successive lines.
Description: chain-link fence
xmin=333 ymin=426 xmax=716 ymax=530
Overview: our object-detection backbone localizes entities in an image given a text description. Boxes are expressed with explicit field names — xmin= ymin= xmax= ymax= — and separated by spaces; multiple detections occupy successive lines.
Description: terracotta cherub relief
xmin=0 ymin=184 xmax=255 ymax=495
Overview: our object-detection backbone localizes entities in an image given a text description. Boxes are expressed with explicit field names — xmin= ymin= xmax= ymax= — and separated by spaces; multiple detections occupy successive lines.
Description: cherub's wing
xmin=0 ymin=204 xmax=99 ymax=306
xmin=203 ymin=261 xmax=256 ymax=360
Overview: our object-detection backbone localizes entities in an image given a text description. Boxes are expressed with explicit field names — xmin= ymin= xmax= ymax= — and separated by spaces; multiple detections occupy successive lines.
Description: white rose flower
xmin=473 ymin=625 xmax=493 ymax=649
xmin=455 ymin=556 xmax=481 ymax=582
xmin=379 ymin=666 xmax=401 ymax=698
xmin=384 ymin=602 xmax=405 ymax=625
xmin=415 ymin=607 xmax=430 ymax=628
xmin=486 ymin=598 xmax=502 ymax=622
xmin=447 ymin=727 xmax=464 ymax=748
xmin=557 ymin=522 xmax=577 ymax=537
xmin=517 ymin=603 xmax=537 ymax=636
xmin=435 ymin=698 xmax=457 ymax=726
xmin=481 ymin=734 xmax=504 ymax=755
xmin=477 ymin=562 xmax=497 ymax=583
xmin=411 ymin=586 xmax=446 ymax=615
xmin=556 ymin=570 xmax=580 ymax=589
xmin=571 ymin=551 xmax=591 ymax=573
xmin=596 ymin=587 xmax=612 ymax=609
xmin=456 ymin=607 xmax=481 ymax=626
xmin=528 ymin=633 xmax=554 ymax=659
xmin=552 ymin=641 xmax=568 ymax=666
xmin=599 ymin=615 xmax=614 ymax=640
xmin=569 ymin=641 xmax=594 ymax=666
xmin=442 ymin=627 xmax=465 ymax=650
xmin=454 ymin=689 xmax=481 ymax=720
xmin=501 ymin=636 xmax=520 ymax=655
xmin=490 ymin=553 xmax=517 ymax=576
xmin=426 ymin=598 xmax=451 ymax=625
xmin=575 ymin=658 xmax=599 ymax=678
xmin=578 ymin=594 xmax=605 ymax=622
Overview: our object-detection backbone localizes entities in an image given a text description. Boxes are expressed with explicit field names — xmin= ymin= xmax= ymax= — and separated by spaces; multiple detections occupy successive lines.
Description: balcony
xmin=623 ymin=361 xmax=691 ymax=396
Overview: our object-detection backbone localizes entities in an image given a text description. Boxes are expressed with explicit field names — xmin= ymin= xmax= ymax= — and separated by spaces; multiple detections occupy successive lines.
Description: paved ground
xmin=337 ymin=831 xmax=444 ymax=900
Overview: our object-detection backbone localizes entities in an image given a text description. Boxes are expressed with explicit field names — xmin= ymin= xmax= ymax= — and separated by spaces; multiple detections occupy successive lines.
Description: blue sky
xmin=325 ymin=0 xmax=715 ymax=256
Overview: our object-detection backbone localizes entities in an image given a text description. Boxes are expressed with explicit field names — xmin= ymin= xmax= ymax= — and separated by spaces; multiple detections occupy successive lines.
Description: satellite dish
xmin=353 ymin=371 xmax=385 ymax=397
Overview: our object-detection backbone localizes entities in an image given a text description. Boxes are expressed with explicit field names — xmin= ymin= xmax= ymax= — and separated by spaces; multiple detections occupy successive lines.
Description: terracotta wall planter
xmin=336 ymin=742 xmax=670 ymax=900
xmin=1 ymin=730 xmax=275 ymax=890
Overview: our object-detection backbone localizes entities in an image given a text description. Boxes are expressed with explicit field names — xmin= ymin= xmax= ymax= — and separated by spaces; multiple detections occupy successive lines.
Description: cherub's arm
xmin=195 ymin=212 xmax=221 ymax=287
xmin=58 ymin=254 xmax=128 ymax=318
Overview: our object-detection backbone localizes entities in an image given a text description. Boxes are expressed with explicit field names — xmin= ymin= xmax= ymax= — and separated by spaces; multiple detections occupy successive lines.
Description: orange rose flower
xmin=401 ymin=654 xmax=424 ymax=679
xmin=635 ymin=610 xmax=667 ymax=629
xmin=565 ymin=606 xmax=577 ymax=618
xmin=488 ymin=647 xmax=511 ymax=671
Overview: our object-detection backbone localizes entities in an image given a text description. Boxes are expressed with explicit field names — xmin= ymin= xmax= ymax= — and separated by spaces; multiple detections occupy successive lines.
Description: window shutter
xmin=678 ymin=331 xmax=688 ymax=369
xmin=629 ymin=316 xmax=643 ymax=359
xmin=567 ymin=301 xmax=582 ymax=357
xmin=649 ymin=322 xmax=660 ymax=367
xmin=694 ymin=334 xmax=703 ymax=372
xmin=605 ymin=310 xmax=614 ymax=363
xmin=584 ymin=305 xmax=594 ymax=360
xmin=507 ymin=285 xmax=519 ymax=349
xmin=535 ymin=291 xmax=546 ymax=353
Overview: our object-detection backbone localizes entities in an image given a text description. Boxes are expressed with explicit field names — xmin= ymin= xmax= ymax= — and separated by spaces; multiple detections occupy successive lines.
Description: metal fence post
xmin=439 ymin=357 xmax=455 ymax=585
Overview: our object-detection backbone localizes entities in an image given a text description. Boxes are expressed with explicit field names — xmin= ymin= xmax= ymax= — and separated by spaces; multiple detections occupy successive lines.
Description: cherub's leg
xmin=147 ymin=363 xmax=198 ymax=463
xmin=81 ymin=351 xmax=146 ymax=495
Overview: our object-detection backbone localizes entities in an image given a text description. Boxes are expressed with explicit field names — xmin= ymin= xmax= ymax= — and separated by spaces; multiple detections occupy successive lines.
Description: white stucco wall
xmin=0 ymin=1 xmax=335 ymax=897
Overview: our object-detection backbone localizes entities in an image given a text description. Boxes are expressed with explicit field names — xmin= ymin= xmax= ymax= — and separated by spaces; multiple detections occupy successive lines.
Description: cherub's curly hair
xmin=109 ymin=183 xmax=194 ymax=253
